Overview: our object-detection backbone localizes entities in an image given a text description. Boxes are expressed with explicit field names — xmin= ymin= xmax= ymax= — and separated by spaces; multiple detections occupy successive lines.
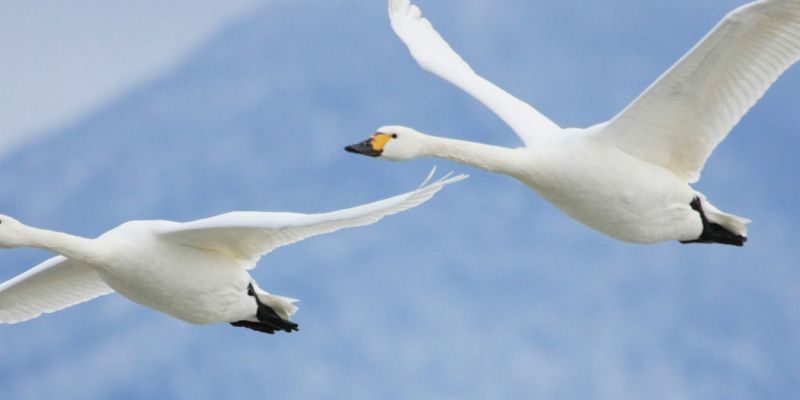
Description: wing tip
xmin=418 ymin=166 xmax=468 ymax=190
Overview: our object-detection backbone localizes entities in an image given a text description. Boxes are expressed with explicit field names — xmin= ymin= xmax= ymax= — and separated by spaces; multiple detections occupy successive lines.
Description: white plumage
xmin=0 ymin=257 xmax=113 ymax=325
xmin=347 ymin=0 xmax=800 ymax=245
xmin=0 ymin=170 xmax=466 ymax=332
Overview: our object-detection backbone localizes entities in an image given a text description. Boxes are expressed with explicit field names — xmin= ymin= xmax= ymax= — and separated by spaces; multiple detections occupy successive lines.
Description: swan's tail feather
xmin=680 ymin=196 xmax=749 ymax=247
xmin=256 ymin=292 xmax=299 ymax=321
xmin=701 ymin=198 xmax=750 ymax=238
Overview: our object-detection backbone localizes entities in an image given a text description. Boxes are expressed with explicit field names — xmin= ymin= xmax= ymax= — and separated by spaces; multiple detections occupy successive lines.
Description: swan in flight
xmin=347 ymin=0 xmax=800 ymax=246
xmin=0 ymin=170 xmax=466 ymax=333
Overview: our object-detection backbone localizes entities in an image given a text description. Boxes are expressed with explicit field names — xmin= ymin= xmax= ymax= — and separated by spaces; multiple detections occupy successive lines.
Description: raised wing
xmin=388 ymin=0 xmax=561 ymax=146
xmin=601 ymin=0 xmax=800 ymax=182
xmin=157 ymin=169 xmax=467 ymax=269
xmin=0 ymin=256 xmax=114 ymax=323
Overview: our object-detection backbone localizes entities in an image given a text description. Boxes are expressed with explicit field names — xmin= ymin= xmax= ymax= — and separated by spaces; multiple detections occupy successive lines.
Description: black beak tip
xmin=344 ymin=141 xmax=381 ymax=157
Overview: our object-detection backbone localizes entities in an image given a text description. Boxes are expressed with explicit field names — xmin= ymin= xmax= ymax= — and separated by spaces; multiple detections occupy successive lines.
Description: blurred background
xmin=0 ymin=0 xmax=798 ymax=399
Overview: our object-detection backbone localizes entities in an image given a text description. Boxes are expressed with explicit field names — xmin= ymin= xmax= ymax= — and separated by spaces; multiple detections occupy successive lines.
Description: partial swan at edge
xmin=0 ymin=169 xmax=466 ymax=333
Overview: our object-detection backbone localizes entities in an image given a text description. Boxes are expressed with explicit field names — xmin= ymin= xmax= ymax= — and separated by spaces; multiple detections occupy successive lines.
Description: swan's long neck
xmin=21 ymin=226 xmax=107 ymax=266
xmin=419 ymin=135 xmax=522 ymax=175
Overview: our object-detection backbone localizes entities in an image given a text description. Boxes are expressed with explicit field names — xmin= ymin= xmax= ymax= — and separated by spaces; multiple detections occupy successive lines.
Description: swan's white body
xmin=513 ymin=130 xmax=703 ymax=244
xmin=0 ymin=171 xmax=466 ymax=329
xmin=348 ymin=0 xmax=800 ymax=245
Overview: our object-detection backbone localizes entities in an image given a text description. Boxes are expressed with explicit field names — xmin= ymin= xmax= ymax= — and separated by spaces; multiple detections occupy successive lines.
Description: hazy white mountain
xmin=0 ymin=0 xmax=266 ymax=154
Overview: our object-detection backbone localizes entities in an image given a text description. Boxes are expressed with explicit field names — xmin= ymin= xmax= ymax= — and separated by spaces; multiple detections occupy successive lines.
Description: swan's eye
xmin=391 ymin=134 xmax=398 ymax=139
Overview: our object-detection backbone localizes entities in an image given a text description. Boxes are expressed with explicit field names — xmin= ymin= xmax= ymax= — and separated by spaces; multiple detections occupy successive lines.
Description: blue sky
xmin=0 ymin=1 xmax=798 ymax=399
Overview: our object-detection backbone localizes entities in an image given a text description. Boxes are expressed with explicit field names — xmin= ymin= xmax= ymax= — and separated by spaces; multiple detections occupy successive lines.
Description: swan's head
xmin=0 ymin=215 xmax=26 ymax=249
xmin=345 ymin=126 xmax=427 ymax=161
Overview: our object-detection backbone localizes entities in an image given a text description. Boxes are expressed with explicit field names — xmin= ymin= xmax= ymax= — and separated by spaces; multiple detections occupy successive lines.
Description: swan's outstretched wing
xmin=158 ymin=170 xmax=467 ymax=269
xmin=388 ymin=0 xmax=561 ymax=146
xmin=601 ymin=0 xmax=800 ymax=182
xmin=0 ymin=256 xmax=114 ymax=323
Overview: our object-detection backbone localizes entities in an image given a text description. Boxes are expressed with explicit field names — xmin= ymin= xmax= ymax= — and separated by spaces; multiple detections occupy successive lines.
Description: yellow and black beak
xmin=345 ymin=133 xmax=393 ymax=158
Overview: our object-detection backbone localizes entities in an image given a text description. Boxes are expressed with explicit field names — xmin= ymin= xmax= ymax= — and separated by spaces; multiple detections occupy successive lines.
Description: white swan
xmin=0 ymin=170 xmax=466 ymax=333
xmin=347 ymin=0 xmax=800 ymax=246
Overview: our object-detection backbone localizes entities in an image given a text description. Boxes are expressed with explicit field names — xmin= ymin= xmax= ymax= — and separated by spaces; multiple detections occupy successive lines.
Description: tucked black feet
xmin=680 ymin=197 xmax=747 ymax=247
xmin=231 ymin=283 xmax=299 ymax=335
xmin=231 ymin=319 xmax=297 ymax=335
